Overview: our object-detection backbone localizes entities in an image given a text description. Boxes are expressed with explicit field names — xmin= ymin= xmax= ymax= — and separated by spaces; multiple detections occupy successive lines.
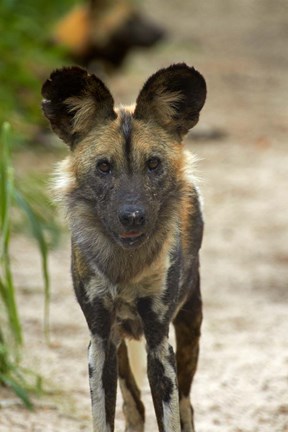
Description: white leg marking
xmin=162 ymin=356 xmax=180 ymax=432
xmin=89 ymin=337 xmax=110 ymax=432
xmin=155 ymin=338 xmax=181 ymax=432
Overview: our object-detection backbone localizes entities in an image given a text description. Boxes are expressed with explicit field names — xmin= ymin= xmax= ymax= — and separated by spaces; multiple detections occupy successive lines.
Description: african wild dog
xmin=42 ymin=63 xmax=206 ymax=432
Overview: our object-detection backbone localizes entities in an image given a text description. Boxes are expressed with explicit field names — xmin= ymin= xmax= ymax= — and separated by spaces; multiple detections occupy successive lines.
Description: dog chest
xmin=84 ymin=263 xmax=172 ymax=340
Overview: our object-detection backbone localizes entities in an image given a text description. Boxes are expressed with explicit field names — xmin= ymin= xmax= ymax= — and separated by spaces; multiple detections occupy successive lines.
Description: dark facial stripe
xmin=120 ymin=109 xmax=133 ymax=171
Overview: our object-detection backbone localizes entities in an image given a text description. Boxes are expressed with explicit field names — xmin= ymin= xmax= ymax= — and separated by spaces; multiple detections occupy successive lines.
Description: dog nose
xmin=118 ymin=205 xmax=145 ymax=227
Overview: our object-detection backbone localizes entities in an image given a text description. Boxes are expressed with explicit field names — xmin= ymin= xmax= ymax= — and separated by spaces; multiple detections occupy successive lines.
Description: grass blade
xmin=0 ymin=122 xmax=13 ymax=256
xmin=14 ymin=190 xmax=50 ymax=339
xmin=0 ymin=374 xmax=33 ymax=410
xmin=0 ymin=122 xmax=23 ymax=346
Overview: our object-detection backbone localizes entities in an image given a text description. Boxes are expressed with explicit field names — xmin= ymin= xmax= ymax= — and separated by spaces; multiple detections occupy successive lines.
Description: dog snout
xmin=118 ymin=205 xmax=145 ymax=228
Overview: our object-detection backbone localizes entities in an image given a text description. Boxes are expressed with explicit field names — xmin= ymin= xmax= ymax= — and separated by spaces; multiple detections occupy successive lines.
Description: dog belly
xmin=117 ymin=318 xmax=144 ymax=340
xmin=113 ymin=300 xmax=144 ymax=341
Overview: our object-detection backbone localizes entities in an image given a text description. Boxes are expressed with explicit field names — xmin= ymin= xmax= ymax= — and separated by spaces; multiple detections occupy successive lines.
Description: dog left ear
xmin=42 ymin=66 xmax=116 ymax=147
xmin=134 ymin=63 xmax=206 ymax=138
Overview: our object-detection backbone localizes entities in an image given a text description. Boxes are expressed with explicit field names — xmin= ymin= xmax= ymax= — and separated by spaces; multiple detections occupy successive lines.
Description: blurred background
xmin=1 ymin=1 xmax=287 ymax=431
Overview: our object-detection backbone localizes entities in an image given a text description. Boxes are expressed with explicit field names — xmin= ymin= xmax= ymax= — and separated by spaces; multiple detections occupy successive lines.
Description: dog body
xmin=42 ymin=64 xmax=206 ymax=432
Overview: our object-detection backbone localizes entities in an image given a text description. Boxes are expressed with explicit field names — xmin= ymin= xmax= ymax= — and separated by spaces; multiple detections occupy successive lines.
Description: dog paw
xmin=181 ymin=425 xmax=195 ymax=432
xmin=125 ymin=425 xmax=144 ymax=432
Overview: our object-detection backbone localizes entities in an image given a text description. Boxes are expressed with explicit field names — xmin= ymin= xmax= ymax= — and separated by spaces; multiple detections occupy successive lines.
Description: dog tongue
xmin=120 ymin=231 xmax=142 ymax=239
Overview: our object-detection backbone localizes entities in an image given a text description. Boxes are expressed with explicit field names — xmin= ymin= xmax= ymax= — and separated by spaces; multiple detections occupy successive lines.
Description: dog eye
xmin=147 ymin=157 xmax=161 ymax=171
xmin=97 ymin=160 xmax=111 ymax=174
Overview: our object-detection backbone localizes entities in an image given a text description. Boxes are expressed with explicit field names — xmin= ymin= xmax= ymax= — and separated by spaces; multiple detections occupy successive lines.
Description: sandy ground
xmin=1 ymin=1 xmax=288 ymax=431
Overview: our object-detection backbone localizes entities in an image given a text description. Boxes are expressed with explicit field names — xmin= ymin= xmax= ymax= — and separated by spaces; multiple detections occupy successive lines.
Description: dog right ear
xmin=134 ymin=63 xmax=206 ymax=139
xmin=41 ymin=67 xmax=116 ymax=147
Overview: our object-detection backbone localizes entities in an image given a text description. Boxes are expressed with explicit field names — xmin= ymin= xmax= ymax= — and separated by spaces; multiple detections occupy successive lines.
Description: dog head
xmin=42 ymin=64 xmax=206 ymax=250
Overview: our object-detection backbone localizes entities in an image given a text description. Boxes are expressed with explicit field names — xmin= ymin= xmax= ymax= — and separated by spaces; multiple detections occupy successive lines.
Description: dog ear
xmin=134 ymin=63 xmax=206 ymax=138
xmin=41 ymin=67 xmax=116 ymax=147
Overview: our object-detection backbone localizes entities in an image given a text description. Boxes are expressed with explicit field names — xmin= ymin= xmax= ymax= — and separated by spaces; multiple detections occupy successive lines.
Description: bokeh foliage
xmin=0 ymin=0 xmax=78 ymax=140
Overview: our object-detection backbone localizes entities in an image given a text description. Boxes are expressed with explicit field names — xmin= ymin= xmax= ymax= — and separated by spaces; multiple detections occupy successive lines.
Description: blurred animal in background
xmin=53 ymin=0 xmax=165 ymax=69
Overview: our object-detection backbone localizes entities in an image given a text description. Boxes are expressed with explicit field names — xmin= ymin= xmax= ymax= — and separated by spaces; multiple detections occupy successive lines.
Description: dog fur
xmin=42 ymin=63 xmax=206 ymax=432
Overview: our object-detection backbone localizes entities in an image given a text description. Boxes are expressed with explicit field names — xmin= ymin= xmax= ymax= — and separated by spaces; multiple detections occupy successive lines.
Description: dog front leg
xmin=138 ymin=297 xmax=181 ymax=432
xmin=147 ymin=339 xmax=180 ymax=432
xmin=88 ymin=335 xmax=117 ymax=432
xmin=75 ymin=280 xmax=117 ymax=432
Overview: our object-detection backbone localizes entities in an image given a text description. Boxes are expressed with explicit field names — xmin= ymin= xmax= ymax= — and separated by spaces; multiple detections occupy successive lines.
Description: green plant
xmin=0 ymin=333 xmax=40 ymax=410
xmin=0 ymin=122 xmax=60 ymax=406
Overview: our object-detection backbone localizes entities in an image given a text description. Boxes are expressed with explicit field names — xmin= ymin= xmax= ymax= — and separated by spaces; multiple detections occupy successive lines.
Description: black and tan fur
xmin=42 ymin=63 xmax=206 ymax=432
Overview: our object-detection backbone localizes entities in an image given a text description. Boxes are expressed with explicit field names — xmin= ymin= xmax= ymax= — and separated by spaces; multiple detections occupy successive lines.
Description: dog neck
xmin=71 ymin=213 xmax=180 ymax=285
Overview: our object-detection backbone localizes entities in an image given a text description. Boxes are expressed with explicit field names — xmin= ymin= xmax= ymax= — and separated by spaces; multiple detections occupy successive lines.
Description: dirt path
xmin=1 ymin=2 xmax=288 ymax=431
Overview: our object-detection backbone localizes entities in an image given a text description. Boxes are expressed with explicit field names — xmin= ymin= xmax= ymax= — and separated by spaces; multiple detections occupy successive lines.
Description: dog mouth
xmin=118 ymin=231 xmax=145 ymax=247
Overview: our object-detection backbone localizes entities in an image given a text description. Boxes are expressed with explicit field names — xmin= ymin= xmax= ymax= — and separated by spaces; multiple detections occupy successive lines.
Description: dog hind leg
xmin=173 ymin=274 xmax=202 ymax=432
xmin=118 ymin=340 xmax=145 ymax=432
